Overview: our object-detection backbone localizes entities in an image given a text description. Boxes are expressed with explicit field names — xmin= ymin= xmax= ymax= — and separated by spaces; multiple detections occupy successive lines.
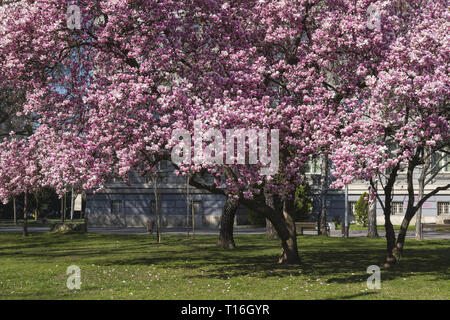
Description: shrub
xmin=354 ymin=193 xmax=369 ymax=226
xmin=50 ymin=223 xmax=86 ymax=233
xmin=294 ymin=182 xmax=313 ymax=221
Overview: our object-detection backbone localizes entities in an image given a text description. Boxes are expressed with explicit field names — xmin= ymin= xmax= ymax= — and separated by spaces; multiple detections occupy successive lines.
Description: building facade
xmin=86 ymin=157 xmax=450 ymax=228
xmin=86 ymin=161 xmax=248 ymax=228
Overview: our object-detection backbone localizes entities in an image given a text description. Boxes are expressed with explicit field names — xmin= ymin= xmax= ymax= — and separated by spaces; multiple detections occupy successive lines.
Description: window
xmin=150 ymin=200 xmax=156 ymax=215
xmin=391 ymin=202 xmax=403 ymax=215
xmin=159 ymin=160 xmax=168 ymax=170
xmin=111 ymin=200 xmax=122 ymax=215
xmin=305 ymin=158 xmax=321 ymax=174
xmin=437 ymin=202 xmax=449 ymax=216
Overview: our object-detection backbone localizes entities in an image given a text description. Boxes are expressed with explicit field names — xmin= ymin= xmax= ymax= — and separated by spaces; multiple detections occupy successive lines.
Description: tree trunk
xmin=367 ymin=184 xmax=379 ymax=238
xmin=319 ymin=154 xmax=329 ymax=235
xmin=265 ymin=195 xmax=278 ymax=239
xmin=415 ymin=152 xmax=429 ymax=240
xmin=23 ymin=193 xmax=28 ymax=237
xmin=382 ymin=185 xmax=397 ymax=268
xmin=394 ymin=162 xmax=419 ymax=260
xmin=191 ymin=199 xmax=195 ymax=238
xmin=13 ymin=196 xmax=17 ymax=225
xmin=34 ymin=192 xmax=39 ymax=222
xmin=241 ymin=198 xmax=300 ymax=265
xmin=384 ymin=209 xmax=396 ymax=268
xmin=278 ymin=199 xmax=300 ymax=264
xmin=217 ymin=197 xmax=239 ymax=249
xmin=187 ymin=170 xmax=300 ymax=264
xmin=70 ymin=188 xmax=75 ymax=220
xmin=415 ymin=182 xmax=424 ymax=241
xmin=153 ymin=178 xmax=162 ymax=244
xmin=62 ymin=193 xmax=66 ymax=223
xmin=379 ymin=165 xmax=400 ymax=268
xmin=395 ymin=211 xmax=414 ymax=260
xmin=186 ymin=176 xmax=190 ymax=238
xmin=83 ymin=194 xmax=88 ymax=232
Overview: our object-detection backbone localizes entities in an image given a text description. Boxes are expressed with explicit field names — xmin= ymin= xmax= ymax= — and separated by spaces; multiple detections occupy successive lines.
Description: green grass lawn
xmin=0 ymin=232 xmax=448 ymax=300
xmin=334 ymin=224 xmax=416 ymax=231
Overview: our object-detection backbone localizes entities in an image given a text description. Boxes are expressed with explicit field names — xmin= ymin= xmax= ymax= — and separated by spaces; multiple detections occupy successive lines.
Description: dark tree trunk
xmin=379 ymin=165 xmax=400 ymax=268
xmin=23 ymin=193 xmax=28 ymax=237
xmin=395 ymin=211 xmax=414 ymax=259
xmin=217 ymin=197 xmax=239 ymax=249
xmin=187 ymin=169 xmax=300 ymax=264
xmin=382 ymin=182 xmax=397 ymax=268
xmin=34 ymin=192 xmax=39 ymax=222
xmin=13 ymin=196 xmax=17 ymax=225
xmin=265 ymin=195 xmax=278 ymax=239
xmin=319 ymin=154 xmax=329 ymax=235
xmin=394 ymin=163 xmax=419 ymax=260
xmin=241 ymin=198 xmax=300 ymax=265
xmin=62 ymin=194 xmax=66 ymax=223
xmin=383 ymin=208 xmax=396 ymax=268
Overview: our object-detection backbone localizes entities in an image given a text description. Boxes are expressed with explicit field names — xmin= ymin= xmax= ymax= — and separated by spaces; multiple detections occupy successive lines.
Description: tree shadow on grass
xmin=1 ymin=233 xmax=448 ymax=285
xmin=327 ymin=291 xmax=379 ymax=300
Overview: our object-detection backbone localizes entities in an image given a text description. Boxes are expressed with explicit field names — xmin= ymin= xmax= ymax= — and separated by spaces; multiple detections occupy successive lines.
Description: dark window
xmin=111 ymin=200 xmax=122 ymax=215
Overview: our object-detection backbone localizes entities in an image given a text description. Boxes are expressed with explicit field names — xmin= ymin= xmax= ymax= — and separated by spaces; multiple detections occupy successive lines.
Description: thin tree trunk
xmin=13 ymin=196 xmax=17 ymax=225
xmin=265 ymin=195 xmax=278 ymax=239
xmin=217 ymin=197 xmax=239 ymax=249
xmin=415 ymin=201 xmax=423 ymax=240
xmin=34 ymin=192 xmax=39 ymax=222
xmin=62 ymin=193 xmax=66 ymax=223
xmin=23 ymin=193 xmax=28 ymax=237
xmin=70 ymin=188 xmax=74 ymax=220
xmin=186 ymin=176 xmax=190 ymax=238
xmin=83 ymin=194 xmax=88 ymax=232
xmin=60 ymin=196 xmax=64 ymax=222
xmin=415 ymin=151 xmax=429 ymax=240
xmin=319 ymin=154 xmax=329 ymax=235
xmin=191 ymin=199 xmax=195 ymax=238
xmin=394 ymin=160 xmax=420 ymax=259
xmin=152 ymin=174 xmax=162 ymax=244
xmin=367 ymin=184 xmax=379 ymax=238
xmin=379 ymin=165 xmax=400 ymax=268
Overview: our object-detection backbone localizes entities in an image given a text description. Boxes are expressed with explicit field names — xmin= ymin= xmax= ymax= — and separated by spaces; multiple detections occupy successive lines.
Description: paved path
xmin=0 ymin=226 xmax=449 ymax=239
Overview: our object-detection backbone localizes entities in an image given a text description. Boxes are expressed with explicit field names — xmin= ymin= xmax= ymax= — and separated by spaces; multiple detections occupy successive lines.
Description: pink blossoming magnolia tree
xmin=0 ymin=135 xmax=40 ymax=236
xmin=330 ymin=0 xmax=449 ymax=267
xmin=0 ymin=0 xmax=448 ymax=265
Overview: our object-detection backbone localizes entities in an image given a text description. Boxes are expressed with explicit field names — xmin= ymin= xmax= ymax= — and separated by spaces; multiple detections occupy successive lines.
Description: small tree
xmin=294 ymin=183 xmax=313 ymax=222
xmin=354 ymin=193 xmax=369 ymax=227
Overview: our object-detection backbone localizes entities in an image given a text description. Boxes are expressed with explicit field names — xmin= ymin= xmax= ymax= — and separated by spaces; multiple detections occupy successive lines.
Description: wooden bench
xmin=422 ymin=223 xmax=450 ymax=231
xmin=295 ymin=222 xmax=318 ymax=235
